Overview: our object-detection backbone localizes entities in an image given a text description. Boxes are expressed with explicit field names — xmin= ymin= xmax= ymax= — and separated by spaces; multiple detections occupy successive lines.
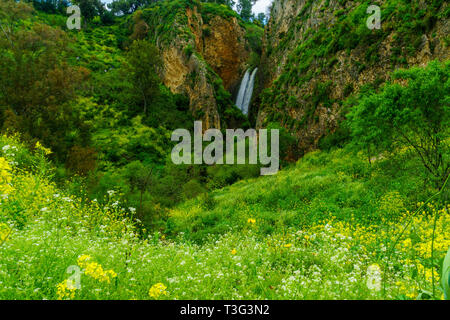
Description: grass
xmin=166 ymin=147 xmax=433 ymax=241
xmin=0 ymin=134 xmax=449 ymax=300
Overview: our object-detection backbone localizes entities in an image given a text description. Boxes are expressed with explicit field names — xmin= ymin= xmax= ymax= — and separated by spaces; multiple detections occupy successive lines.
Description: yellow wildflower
xmin=35 ymin=141 xmax=52 ymax=156
xmin=56 ymin=279 xmax=77 ymax=300
xmin=0 ymin=157 xmax=13 ymax=195
xmin=0 ymin=223 xmax=11 ymax=243
xmin=77 ymin=254 xmax=117 ymax=283
xmin=149 ymin=283 xmax=167 ymax=299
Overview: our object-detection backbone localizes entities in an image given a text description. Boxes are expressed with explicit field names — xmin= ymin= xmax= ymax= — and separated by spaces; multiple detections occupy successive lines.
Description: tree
xmin=0 ymin=0 xmax=33 ymax=46
xmin=349 ymin=61 xmax=449 ymax=189
xmin=256 ymin=12 xmax=266 ymax=25
xmin=65 ymin=145 xmax=97 ymax=176
xmin=124 ymin=40 xmax=161 ymax=115
xmin=108 ymin=0 xmax=154 ymax=15
xmin=0 ymin=0 xmax=91 ymax=161
xmin=73 ymin=0 xmax=104 ymax=23
xmin=129 ymin=9 xmax=149 ymax=40
xmin=31 ymin=0 xmax=69 ymax=13
xmin=237 ymin=0 xmax=256 ymax=22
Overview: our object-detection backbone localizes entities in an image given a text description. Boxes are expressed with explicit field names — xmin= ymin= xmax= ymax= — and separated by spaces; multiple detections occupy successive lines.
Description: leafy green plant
xmin=443 ymin=247 xmax=450 ymax=299
xmin=348 ymin=61 xmax=450 ymax=189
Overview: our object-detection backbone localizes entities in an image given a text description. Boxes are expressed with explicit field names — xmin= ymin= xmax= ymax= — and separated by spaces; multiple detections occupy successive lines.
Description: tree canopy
xmin=349 ymin=60 xmax=450 ymax=189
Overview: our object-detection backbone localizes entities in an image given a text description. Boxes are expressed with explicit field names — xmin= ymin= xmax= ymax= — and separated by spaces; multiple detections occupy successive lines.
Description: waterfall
xmin=235 ymin=69 xmax=250 ymax=110
xmin=235 ymin=67 xmax=258 ymax=115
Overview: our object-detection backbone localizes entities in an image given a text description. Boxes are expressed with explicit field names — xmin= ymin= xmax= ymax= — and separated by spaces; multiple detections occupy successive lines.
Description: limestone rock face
xmin=257 ymin=0 xmax=449 ymax=154
xmin=148 ymin=4 xmax=252 ymax=129
xmin=161 ymin=42 xmax=220 ymax=130
xmin=201 ymin=15 xmax=249 ymax=91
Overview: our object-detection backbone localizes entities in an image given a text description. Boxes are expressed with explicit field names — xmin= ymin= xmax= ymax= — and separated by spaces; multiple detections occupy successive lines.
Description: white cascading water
xmin=235 ymin=67 xmax=258 ymax=115
xmin=235 ymin=69 xmax=250 ymax=110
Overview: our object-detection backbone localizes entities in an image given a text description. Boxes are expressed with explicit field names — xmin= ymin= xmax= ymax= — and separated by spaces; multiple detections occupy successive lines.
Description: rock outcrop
xmin=200 ymin=13 xmax=250 ymax=91
xmin=257 ymin=0 xmax=449 ymax=155
xmin=140 ymin=1 xmax=256 ymax=129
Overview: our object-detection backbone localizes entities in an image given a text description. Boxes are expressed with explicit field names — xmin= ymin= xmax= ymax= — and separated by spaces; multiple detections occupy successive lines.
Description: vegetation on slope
xmin=259 ymin=0 xmax=449 ymax=156
xmin=0 ymin=0 xmax=266 ymax=230
xmin=0 ymin=0 xmax=448 ymax=300
xmin=0 ymin=134 xmax=449 ymax=299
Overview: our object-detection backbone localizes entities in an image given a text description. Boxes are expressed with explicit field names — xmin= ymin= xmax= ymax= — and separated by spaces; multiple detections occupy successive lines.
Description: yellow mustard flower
xmin=0 ymin=157 xmax=13 ymax=195
xmin=56 ymin=279 xmax=77 ymax=300
xmin=0 ymin=223 xmax=11 ymax=243
xmin=35 ymin=141 xmax=52 ymax=156
xmin=77 ymin=254 xmax=117 ymax=283
xmin=149 ymin=283 xmax=167 ymax=299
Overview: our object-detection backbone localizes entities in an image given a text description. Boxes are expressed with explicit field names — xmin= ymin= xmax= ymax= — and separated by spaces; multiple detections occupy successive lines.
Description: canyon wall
xmin=138 ymin=1 xmax=259 ymax=129
xmin=257 ymin=0 xmax=449 ymax=154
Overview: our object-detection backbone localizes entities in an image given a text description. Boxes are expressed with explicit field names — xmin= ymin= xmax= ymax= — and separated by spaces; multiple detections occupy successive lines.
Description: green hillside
xmin=0 ymin=133 xmax=448 ymax=299
xmin=0 ymin=0 xmax=449 ymax=301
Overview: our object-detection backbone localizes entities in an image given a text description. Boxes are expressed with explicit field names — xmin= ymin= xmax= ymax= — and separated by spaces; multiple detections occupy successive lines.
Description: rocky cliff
xmin=135 ymin=0 xmax=261 ymax=129
xmin=257 ymin=0 xmax=449 ymax=155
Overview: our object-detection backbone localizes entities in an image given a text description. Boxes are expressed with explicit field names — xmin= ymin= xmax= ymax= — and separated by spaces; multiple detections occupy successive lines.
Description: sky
xmin=252 ymin=0 xmax=272 ymax=15
xmin=101 ymin=0 xmax=273 ymax=15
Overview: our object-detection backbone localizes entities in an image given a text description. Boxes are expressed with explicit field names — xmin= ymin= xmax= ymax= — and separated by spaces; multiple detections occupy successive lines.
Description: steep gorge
xmin=256 ymin=0 xmax=449 ymax=156
xmin=130 ymin=0 xmax=448 ymax=155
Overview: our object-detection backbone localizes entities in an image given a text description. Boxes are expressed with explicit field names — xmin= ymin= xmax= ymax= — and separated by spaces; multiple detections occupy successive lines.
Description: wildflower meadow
xmin=0 ymin=134 xmax=448 ymax=300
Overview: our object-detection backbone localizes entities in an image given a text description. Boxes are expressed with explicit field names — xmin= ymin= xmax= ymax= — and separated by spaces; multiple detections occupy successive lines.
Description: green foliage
xmin=255 ymin=12 xmax=266 ymax=26
xmin=32 ymin=0 xmax=69 ymax=13
xmin=260 ymin=0 xmax=447 ymax=148
xmin=201 ymin=2 xmax=240 ymax=23
xmin=236 ymin=0 xmax=255 ymax=22
xmin=183 ymin=44 xmax=194 ymax=57
xmin=266 ymin=122 xmax=301 ymax=162
xmin=72 ymin=0 xmax=105 ymax=23
xmin=108 ymin=0 xmax=153 ymax=15
xmin=0 ymin=1 xmax=92 ymax=162
xmin=244 ymin=22 xmax=263 ymax=54
xmin=139 ymin=0 xmax=198 ymax=45
xmin=348 ymin=61 xmax=449 ymax=189
xmin=124 ymin=40 xmax=161 ymax=114
xmin=1 ymin=0 xmax=449 ymax=301
xmin=318 ymin=125 xmax=351 ymax=151
xmin=443 ymin=247 xmax=450 ymax=299
xmin=166 ymin=145 xmax=435 ymax=242
xmin=202 ymin=0 xmax=235 ymax=8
